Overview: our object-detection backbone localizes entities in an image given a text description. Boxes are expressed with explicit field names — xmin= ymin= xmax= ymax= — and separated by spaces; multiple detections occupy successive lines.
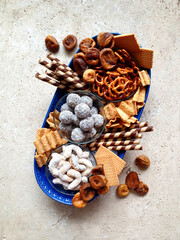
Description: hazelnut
xmin=83 ymin=69 xmax=96 ymax=85
xmin=89 ymin=175 xmax=107 ymax=189
xmin=72 ymin=192 xmax=87 ymax=208
xmin=135 ymin=155 xmax=150 ymax=169
xmin=100 ymin=48 xmax=117 ymax=70
xmin=63 ymin=35 xmax=77 ymax=50
xmin=96 ymin=184 xmax=110 ymax=195
xmin=79 ymin=183 xmax=96 ymax=202
xmin=45 ymin=35 xmax=59 ymax=53
xmin=116 ymin=184 xmax=129 ymax=197
xmin=125 ymin=171 xmax=140 ymax=190
xmin=91 ymin=164 xmax=105 ymax=176
xmin=79 ymin=38 xmax=96 ymax=53
xmin=136 ymin=181 xmax=149 ymax=196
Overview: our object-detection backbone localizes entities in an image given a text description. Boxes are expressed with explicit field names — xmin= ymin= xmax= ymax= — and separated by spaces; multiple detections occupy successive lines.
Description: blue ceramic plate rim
xmin=34 ymin=32 xmax=151 ymax=205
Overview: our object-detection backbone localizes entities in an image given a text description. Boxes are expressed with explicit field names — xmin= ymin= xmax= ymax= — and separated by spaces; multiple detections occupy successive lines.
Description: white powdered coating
xmin=92 ymin=114 xmax=104 ymax=128
xmin=81 ymin=95 xmax=93 ymax=108
xmin=79 ymin=117 xmax=94 ymax=132
xmin=60 ymin=103 xmax=73 ymax=113
xmin=59 ymin=122 xmax=73 ymax=133
xmin=59 ymin=110 xmax=74 ymax=124
xmin=74 ymin=103 xmax=90 ymax=119
xmin=71 ymin=127 xmax=85 ymax=142
xmin=90 ymin=106 xmax=98 ymax=116
xmin=72 ymin=114 xmax=80 ymax=126
xmin=85 ymin=127 xmax=97 ymax=139
xmin=66 ymin=93 xmax=81 ymax=108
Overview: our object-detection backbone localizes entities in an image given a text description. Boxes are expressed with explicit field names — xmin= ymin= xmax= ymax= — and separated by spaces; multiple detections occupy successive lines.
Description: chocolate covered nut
xmin=63 ymin=35 xmax=77 ymax=50
xmin=45 ymin=35 xmax=59 ymax=53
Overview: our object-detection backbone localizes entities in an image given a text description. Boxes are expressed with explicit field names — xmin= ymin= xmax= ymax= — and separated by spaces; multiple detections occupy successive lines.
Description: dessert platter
xmin=34 ymin=32 xmax=154 ymax=207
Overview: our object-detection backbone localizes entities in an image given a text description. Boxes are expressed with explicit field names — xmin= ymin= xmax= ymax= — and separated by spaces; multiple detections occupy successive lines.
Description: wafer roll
xmin=47 ymin=54 xmax=79 ymax=77
xmin=130 ymin=126 xmax=154 ymax=133
xmin=45 ymin=69 xmax=76 ymax=89
xmin=35 ymin=73 xmax=73 ymax=92
xmin=89 ymin=144 xmax=143 ymax=151
xmin=129 ymin=121 xmax=149 ymax=129
xmin=99 ymin=129 xmax=138 ymax=140
xmin=39 ymin=59 xmax=55 ymax=70
xmin=86 ymin=139 xmax=140 ymax=148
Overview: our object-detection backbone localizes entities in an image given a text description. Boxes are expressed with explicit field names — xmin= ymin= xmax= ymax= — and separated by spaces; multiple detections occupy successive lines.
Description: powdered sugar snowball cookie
xmin=81 ymin=95 xmax=93 ymax=108
xmin=79 ymin=117 xmax=94 ymax=132
xmin=92 ymin=114 xmax=104 ymax=128
xmin=71 ymin=127 xmax=86 ymax=142
xmin=72 ymin=114 xmax=80 ymax=126
xmin=59 ymin=110 xmax=73 ymax=124
xmin=66 ymin=93 xmax=81 ymax=108
xmin=60 ymin=103 xmax=73 ymax=113
xmin=90 ymin=106 xmax=98 ymax=116
xmin=59 ymin=122 xmax=72 ymax=133
xmin=85 ymin=127 xmax=97 ymax=139
xmin=74 ymin=103 xmax=90 ymax=119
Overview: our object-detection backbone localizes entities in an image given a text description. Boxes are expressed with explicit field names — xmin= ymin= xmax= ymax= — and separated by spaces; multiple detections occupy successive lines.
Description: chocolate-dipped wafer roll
xmin=35 ymin=73 xmax=73 ymax=92
xmin=89 ymin=144 xmax=143 ymax=151
xmin=130 ymin=126 xmax=153 ymax=133
xmin=99 ymin=129 xmax=138 ymax=140
xmin=39 ymin=59 xmax=56 ymax=70
xmin=86 ymin=139 xmax=140 ymax=148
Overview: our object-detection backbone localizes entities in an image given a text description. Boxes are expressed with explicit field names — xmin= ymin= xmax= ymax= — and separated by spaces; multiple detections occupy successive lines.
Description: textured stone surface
xmin=0 ymin=0 xmax=180 ymax=239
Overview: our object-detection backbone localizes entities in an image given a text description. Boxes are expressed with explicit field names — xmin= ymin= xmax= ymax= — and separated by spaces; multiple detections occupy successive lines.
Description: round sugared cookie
xmin=66 ymin=93 xmax=81 ymax=108
xmin=81 ymin=95 xmax=93 ymax=108
xmin=74 ymin=103 xmax=90 ymax=119
xmin=60 ymin=103 xmax=73 ymax=113
xmin=72 ymin=114 xmax=80 ymax=126
xmin=59 ymin=110 xmax=73 ymax=124
xmin=79 ymin=117 xmax=94 ymax=132
xmin=59 ymin=122 xmax=73 ymax=133
xmin=90 ymin=106 xmax=98 ymax=116
xmin=92 ymin=114 xmax=104 ymax=128
xmin=85 ymin=127 xmax=97 ymax=139
xmin=71 ymin=127 xmax=86 ymax=142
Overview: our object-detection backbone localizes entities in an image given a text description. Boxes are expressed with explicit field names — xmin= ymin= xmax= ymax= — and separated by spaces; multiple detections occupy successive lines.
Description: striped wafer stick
xmin=129 ymin=121 xmax=149 ymax=129
xmin=39 ymin=59 xmax=55 ymax=70
xmin=45 ymin=69 xmax=76 ymax=89
xmin=35 ymin=73 xmax=73 ymax=92
xmin=47 ymin=54 xmax=79 ymax=77
xmin=98 ymin=129 xmax=138 ymax=140
xmin=51 ymin=60 xmax=88 ymax=90
xmin=86 ymin=139 xmax=140 ymax=148
xmin=89 ymin=144 xmax=143 ymax=151
xmin=130 ymin=126 xmax=154 ymax=133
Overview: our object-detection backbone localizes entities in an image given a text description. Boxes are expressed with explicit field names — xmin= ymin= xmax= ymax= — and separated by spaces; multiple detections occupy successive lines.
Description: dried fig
xmin=79 ymin=38 xmax=96 ymax=53
xmin=45 ymin=35 xmax=59 ymax=53
xmin=89 ymin=175 xmax=107 ymax=189
xmin=135 ymin=155 xmax=150 ymax=169
xmin=116 ymin=184 xmax=129 ymax=197
xmin=91 ymin=164 xmax=105 ymax=176
xmin=136 ymin=181 xmax=149 ymax=196
xmin=79 ymin=183 xmax=96 ymax=202
xmin=100 ymin=48 xmax=117 ymax=70
xmin=83 ymin=69 xmax=96 ymax=85
xmin=73 ymin=52 xmax=85 ymax=61
xmin=97 ymin=32 xmax=114 ymax=48
xmin=73 ymin=57 xmax=88 ymax=76
xmin=72 ymin=192 xmax=87 ymax=208
xmin=85 ymin=48 xmax=100 ymax=65
xmin=125 ymin=171 xmax=140 ymax=190
xmin=63 ymin=34 xmax=77 ymax=50
xmin=96 ymin=184 xmax=109 ymax=195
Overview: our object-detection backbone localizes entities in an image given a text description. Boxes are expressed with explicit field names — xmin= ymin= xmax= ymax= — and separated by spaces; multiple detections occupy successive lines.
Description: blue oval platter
xmin=34 ymin=33 xmax=151 ymax=205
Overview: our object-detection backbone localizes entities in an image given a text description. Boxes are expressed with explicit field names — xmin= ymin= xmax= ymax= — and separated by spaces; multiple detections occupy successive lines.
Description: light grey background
xmin=0 ymin=0 xmax=179 ymax=239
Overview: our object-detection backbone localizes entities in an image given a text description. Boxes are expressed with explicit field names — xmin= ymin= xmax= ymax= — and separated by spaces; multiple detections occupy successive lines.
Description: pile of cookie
xmin=34 ymin=32 xmax=154 ymax=207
